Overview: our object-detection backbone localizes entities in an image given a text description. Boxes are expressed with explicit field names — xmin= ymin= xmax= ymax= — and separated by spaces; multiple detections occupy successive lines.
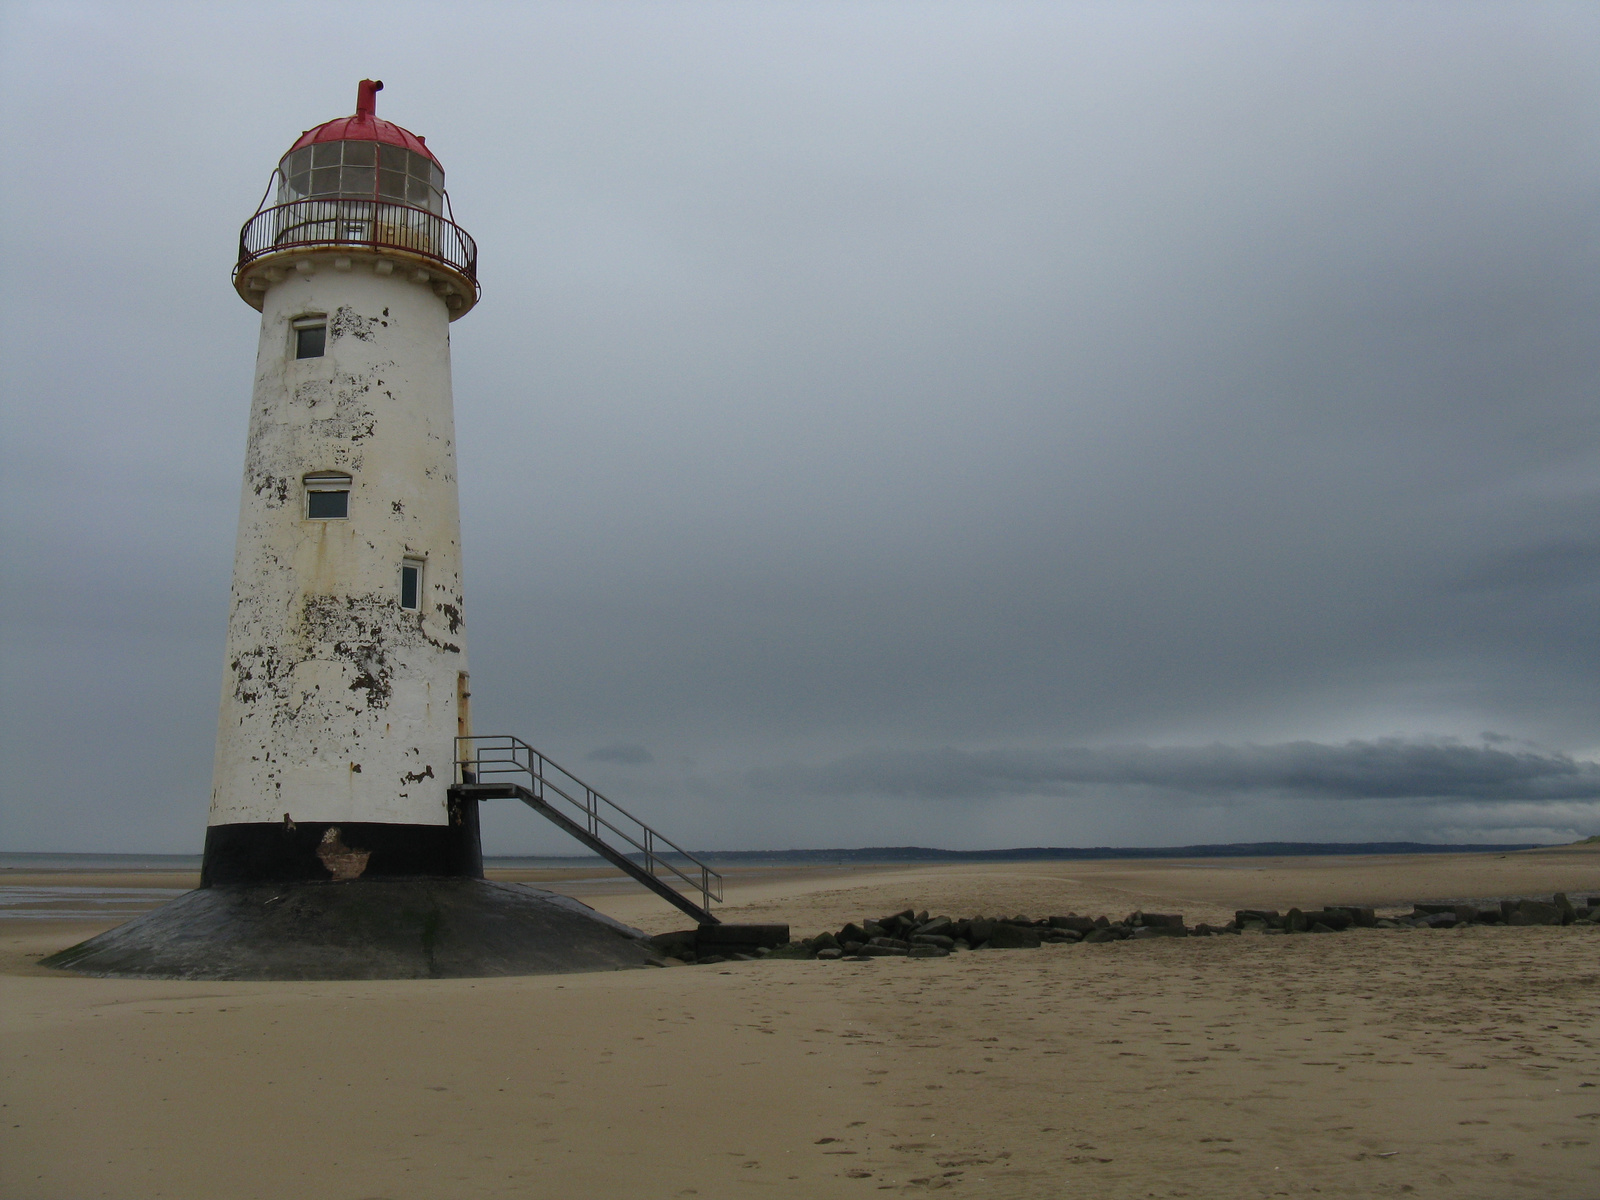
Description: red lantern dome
xmin=284 ymin=79 xmax=440 ymax=166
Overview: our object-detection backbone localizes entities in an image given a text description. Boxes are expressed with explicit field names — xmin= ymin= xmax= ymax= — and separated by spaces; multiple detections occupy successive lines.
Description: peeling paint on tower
xmin=209 ymin=264 xmax=471 ymax=829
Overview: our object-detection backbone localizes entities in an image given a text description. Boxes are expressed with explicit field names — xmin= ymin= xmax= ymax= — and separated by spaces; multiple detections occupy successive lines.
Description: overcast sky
xmin=3 ymin=2 xmax=1599 ymax=854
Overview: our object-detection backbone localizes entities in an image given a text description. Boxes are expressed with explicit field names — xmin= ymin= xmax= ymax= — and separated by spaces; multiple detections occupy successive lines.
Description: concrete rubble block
xmin=1333 ymin=906 xmax=1378 ymax=927
xmin=696 ymin=923 xmax=790 ymax=958
xmin=984 ymin=924 xmax=1043 ymax=949
xmin=1236 ymin=910 xmax=1280 ymax=928
xmin=908 ymin=945 xmax=949 ymax=958
xmin=911 ymin=933 xmax=955 ymax=949
xmin=1048 ymin=915 xmax=1098 ymax=933
xmin=1506 ymin=900 xmax=1563 ymax=926
xmin=1135 ymin=912 xmax=1186 ymax=929
xmin=1082 ymin=927 xmax=1125 ymax=944
xmin=1305 ymin=909 xmax=1353 ymax=931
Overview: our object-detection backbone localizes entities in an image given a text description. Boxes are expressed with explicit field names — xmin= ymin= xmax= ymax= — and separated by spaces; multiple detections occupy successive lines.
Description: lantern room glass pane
xmin=343 ymin=141 xmax=376 ymax=166
xmin=430 ymin=164 xmax=445 ymax=190
xmin=378 ymin=169 xmax=406 ymax=200
xmin=312 ymin=142 xmax=341 ymax=167
xmin=311 ymin=166 xmax=339 ymax=194
xmin=379 ymin=143 xmax=407 ymax=171
xmin=342 ymin=166 xmax=375 ymax=195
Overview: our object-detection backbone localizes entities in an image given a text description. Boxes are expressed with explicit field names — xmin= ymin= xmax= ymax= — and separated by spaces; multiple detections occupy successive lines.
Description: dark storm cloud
xmin=748 ymin=739 xmax=1600 ymax=805
xmin=1458 ymin=532 xmax=1600 ymax=594
xmin=3 ymin=3 xmax=1599 ymax=852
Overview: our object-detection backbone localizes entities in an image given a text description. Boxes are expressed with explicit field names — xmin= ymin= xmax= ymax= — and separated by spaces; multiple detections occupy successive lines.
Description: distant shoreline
xmin=0 ymin=841 xmax=1552 ymax=872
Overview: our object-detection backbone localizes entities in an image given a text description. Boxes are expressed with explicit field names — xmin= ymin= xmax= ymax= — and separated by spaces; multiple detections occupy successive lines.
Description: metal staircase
xmin=451 ymin=735 xmax=722 ymax=925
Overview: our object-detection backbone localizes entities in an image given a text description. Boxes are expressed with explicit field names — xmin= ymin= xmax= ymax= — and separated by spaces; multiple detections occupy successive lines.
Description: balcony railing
xmin=238 ymin=197 xmax=477 ymax=286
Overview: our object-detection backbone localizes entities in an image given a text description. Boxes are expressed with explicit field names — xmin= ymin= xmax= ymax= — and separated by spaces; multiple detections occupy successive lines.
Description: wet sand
xmin=3 ymin=847 xmax=1597 ymax=1198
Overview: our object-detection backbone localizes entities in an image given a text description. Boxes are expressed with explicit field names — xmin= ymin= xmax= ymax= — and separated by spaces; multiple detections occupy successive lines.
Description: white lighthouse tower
xmin=203 ymin=80 xmax=481 ymax=884
xmin=44 ymin=83 xmax=735 ymax=979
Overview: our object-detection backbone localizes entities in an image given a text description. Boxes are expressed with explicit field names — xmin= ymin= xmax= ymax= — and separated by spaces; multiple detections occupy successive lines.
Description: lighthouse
xmin=44 ymin=82 xmax=738 ymax=980
xmin=205 ymin=79 xmax=480 ymax=885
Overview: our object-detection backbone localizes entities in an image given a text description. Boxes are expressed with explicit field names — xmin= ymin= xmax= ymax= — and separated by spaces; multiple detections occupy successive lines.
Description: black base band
xmin=200 ymin=799 xmax=482 ymax=886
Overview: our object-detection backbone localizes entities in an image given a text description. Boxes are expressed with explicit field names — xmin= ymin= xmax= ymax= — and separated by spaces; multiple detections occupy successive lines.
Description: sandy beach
xmin=3 ymin=846 xmax=1597 ymax=1198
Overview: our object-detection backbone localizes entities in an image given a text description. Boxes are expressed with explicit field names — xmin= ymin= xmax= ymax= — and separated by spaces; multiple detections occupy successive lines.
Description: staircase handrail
xmin=456 ymin=735 xmax=722 ymax=911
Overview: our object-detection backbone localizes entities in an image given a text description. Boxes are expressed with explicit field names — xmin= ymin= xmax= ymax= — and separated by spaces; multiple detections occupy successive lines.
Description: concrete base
xmin=40 ymin=879 xmax=659 ymax=981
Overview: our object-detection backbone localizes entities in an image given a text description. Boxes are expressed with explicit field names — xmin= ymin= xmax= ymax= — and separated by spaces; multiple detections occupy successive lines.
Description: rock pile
xmin=650 ymin=894 xmax=1598 ymax=965
xmin=1381 ymin=895 xmax=1598 ymax=929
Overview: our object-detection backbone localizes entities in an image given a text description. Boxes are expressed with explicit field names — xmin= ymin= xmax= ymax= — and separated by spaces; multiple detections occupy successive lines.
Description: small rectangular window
xmin=304 ymin=471 xmax=351 ymax=519
xmin=400 ymin=557 xmax=425 ymax=610
xmin=293 ymin=315 xmax=327 ymax=359
xmin=307 ymin=490 xmax=348 ymax=519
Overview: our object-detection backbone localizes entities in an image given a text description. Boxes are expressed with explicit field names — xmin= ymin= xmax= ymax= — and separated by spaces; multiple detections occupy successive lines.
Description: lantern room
xmin=276 ymin=140 xmax=445 ymax=214
xmin=233 ymin=79 xmax=478 ymax=317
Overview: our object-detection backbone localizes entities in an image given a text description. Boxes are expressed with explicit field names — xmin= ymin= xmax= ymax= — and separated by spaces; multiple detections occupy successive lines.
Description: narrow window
xmin=293 ymin=314 xmax=327 ymax=359
xmin=304 ymin=471 xmax=351 ymax=519
xmin=400 ymin=557 xmax=425 ymax=610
